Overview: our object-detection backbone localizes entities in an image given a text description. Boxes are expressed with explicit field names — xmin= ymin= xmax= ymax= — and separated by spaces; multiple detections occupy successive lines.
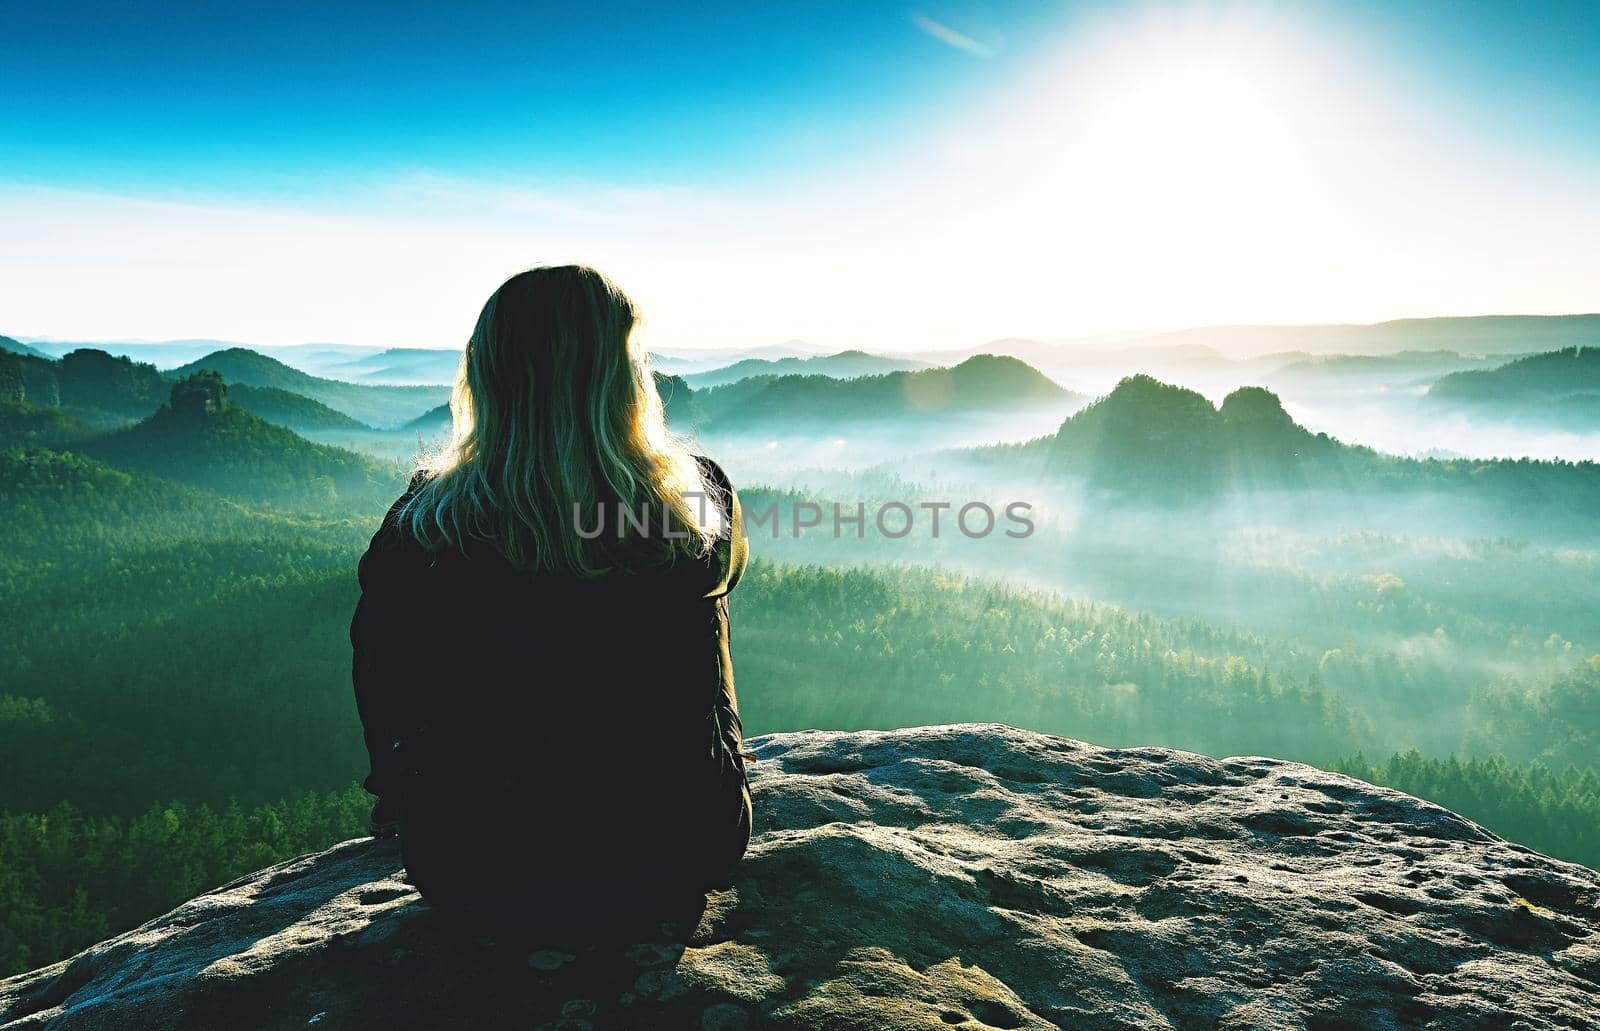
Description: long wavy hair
xmin=401 ymin=266 xmax=720 ymax=575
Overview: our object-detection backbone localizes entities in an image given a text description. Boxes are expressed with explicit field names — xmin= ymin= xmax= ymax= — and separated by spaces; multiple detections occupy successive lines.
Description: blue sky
xmin=2 ymin=1 xmax=1597 ymax=349
xmin=2 ymin=2 xmax=1062 ymax=194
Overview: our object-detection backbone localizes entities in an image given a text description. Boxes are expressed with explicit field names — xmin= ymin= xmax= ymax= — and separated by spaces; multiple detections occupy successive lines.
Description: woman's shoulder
xmin=358 ymin=474 xmax=431 ymax=576
xmin=690 ymin=454 xmax=746 ymax=597
xmin=372 ymin=473 xmax=427 ymax=537
xmin=693 ymin=454 xmax=734 ymax=494
xmin=692 ymin=454 xmax=738 ymax=522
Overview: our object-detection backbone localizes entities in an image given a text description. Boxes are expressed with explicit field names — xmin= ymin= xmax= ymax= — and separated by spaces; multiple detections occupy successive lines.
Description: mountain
xmin=683 ymin=350 xmax=931 ymax=389
xmin=40 ymin=349 xmax=170 ymax=425
xmin=1122 ymin=314 xmax=1600 ymax=359
xmin=12 ymin=339 xmax=466 ymax=386
xmin=1263 ymin=350 xmax=1510 ymax=392
xmin=326 ymin=347 xmax=462 ymax=385
xmin=650 ymin=340 xmax=832 ymax=376
xmin=167 ymin=348 xmax=448 ymax=428
xmin=5 ymin=724 xmax=1596 ymax=1030
xmin=0 ymin=347 xmax=167 ymax=422
xmin=694 ymin=354 xmax=1081 ymax=430
xmin=1427 ymin=347 xmax=1600 ymax=428
xmin=1017 ymin=376 xmax=1338 ymax=497
xmin=82 ymin=374 xmax=404 ymax=508
xmin=401 ymin=403 xmax=449 ymax=435
xmin=954 ymin=337 xmax=1232 ymax=369
xmin=0 ymin=335 xmax=48 ymax=359
xmin=3 ymin=349 xmax=369 ymax=435
xmin=19 ymin=337 xmax=261 ymax=367
xmin=977 ymin=375 xmax=1600 ymax=515
xmin=228 ymin=384 xmax=373 ymax=433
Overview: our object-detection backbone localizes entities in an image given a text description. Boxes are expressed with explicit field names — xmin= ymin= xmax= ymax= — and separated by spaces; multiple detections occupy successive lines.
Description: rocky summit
xmin=3 ymin=724 xmax=1598 ymax=1030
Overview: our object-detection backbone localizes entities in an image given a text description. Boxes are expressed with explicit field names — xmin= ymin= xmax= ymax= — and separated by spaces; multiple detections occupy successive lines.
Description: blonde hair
xmin=402 ymin=265 xmax=720 ymax=575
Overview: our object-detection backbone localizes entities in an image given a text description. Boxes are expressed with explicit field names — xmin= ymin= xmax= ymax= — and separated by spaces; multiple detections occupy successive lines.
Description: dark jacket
xmin=350 ymin=457 xmax=750 ymax=932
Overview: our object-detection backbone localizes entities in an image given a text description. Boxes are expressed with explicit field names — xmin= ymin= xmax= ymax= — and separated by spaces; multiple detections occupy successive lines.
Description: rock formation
xmin=3 ymin=724 xmax=1597 ymax=1029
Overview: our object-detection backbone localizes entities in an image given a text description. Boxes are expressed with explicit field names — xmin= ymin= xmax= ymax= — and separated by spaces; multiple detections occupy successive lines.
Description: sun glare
xmin=932 ymin=8 xmax=1353 ymax=334
xmin=1082 ymin=65 xmax=1292 ymax=200
xmin=1071 ymin=60 xmax=1319 ymax=262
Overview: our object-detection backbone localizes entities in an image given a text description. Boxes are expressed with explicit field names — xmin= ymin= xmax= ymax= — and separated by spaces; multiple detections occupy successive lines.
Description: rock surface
xmin=3 ymin=724 xmax=1598 ymax=1030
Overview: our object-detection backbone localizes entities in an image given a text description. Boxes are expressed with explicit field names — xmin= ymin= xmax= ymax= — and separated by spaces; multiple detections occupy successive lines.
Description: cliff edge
xmin=3 ymin=724 xmax=1597 ymax=1029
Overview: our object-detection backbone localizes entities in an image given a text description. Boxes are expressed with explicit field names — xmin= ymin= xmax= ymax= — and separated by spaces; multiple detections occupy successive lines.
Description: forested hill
xmin=228 ymin=384 xmax=372 ymax=433
xmin=81 ymin=373 xmax=404 ymax=509
xmin=1047 ymin=375 xmax=1340 ymax=495
xmin=168 ymin=348 xmax=447 ymax=427
xmin=8 ymin=347 xmax=168 ymax=424
xmin=683 ymin=349 xmax=929 ymax=389
xmin=0 ymin=400 xmax=82 ymax=449
xmin=1263 ymin=349 xmax=1502 ymax=388
xmin=402 ymin=403 xmax=449 ymax=434
xmin=0 ymin=335 xmax=49 ymax=359
xmin=981 ymin=374 xmax=1600 ymax=512
xmin=1426 ymin=347 xmax=1600 ymax=429
xmin=654 ymin=371 xmax=700 ymax=427
xmin=693 ymin=354 xmax=1081 ymax=429
xmin=323 ymin=346 xmax=461 ymax=385
xmin=4 ymin=347 xmax=401 ymax=435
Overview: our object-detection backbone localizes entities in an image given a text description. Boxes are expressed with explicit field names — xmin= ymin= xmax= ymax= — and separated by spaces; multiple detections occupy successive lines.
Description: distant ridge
xmin=229 ymin=384 xmax=372 ymax=433
xmin=651 ymin=340 xmax=831 ymax=375
xmin=1426 ymin=346 xmax=1600 ymax=429
xmin=1429 ymin=346 xmax=1600 ymax=402
xmin=83 ymin=375 xmax=402 ymax=508
xmin=895 ymin=315 xmax=1599 ymax=371
xmin=966 ymin=373 xmax=1600 ymax=518
xmin=168 ymin=348 xmax=447 ymax=428
xmin=694 ymin=354 xmax=1082 ymax=429
xmin=1117 ymin=314 xmax=1600 ymax=359
xmin=684 ymin=350 xmax=930 ymax=389
xmin=0 ymin=335 xmax=49 ymax=360
xmin=402 ymin=404 xmax=450 ymax=434
xmin=326 ymin=347 xmax=461 ymax=386
xmin=1263 ymin=350 xmax=1505 ymax=389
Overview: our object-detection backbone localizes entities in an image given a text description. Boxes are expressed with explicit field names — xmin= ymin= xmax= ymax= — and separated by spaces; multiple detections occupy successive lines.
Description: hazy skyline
xmin=2 ymin=1 xmax=1597 ymax=352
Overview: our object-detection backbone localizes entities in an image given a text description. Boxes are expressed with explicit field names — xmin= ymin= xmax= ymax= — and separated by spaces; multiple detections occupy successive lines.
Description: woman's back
xmin=349 ymin=267 xmax=751 ymax=940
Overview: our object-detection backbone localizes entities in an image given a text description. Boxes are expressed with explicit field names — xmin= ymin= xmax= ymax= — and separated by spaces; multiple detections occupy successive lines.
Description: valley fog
xmin=2 ymin=319 xmax=1597 ymax=976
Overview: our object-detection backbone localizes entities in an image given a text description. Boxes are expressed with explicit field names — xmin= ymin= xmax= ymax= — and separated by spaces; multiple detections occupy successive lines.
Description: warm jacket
xmin=349 ymin=456 xmax=750 ymax=932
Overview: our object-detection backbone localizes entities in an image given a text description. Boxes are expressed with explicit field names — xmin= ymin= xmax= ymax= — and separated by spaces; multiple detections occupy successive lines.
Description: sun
xmin=1072 ymin=61 xmax=1309 ymax=238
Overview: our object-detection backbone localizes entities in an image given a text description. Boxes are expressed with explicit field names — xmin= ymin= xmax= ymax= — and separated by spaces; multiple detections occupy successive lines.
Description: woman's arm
xmin=699 ymin=457 xmax=747 ymax=601
xmin=350 ymin=546 xmax=405 ymax=835
xmin=702 ymin=462 xmax=753 ymax=769
xmin=350 ymin=488 xmax=421 ymax=836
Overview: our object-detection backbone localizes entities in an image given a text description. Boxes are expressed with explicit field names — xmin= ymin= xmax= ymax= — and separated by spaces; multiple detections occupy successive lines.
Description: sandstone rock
xmin=3 ymin=724 xmax=1597 ymax=1029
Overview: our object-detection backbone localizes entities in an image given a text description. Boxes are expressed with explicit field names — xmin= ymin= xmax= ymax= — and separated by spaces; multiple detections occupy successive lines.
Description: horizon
xmin=15 ymin=309 xmax=1600 ymax=359
xmin=3 ymin=1 xmax=1597 ymax=350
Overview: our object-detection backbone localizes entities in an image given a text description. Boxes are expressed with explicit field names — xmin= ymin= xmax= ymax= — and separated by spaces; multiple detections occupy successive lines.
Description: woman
xmin=350 ymin=265 xmax=751 ymax=941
